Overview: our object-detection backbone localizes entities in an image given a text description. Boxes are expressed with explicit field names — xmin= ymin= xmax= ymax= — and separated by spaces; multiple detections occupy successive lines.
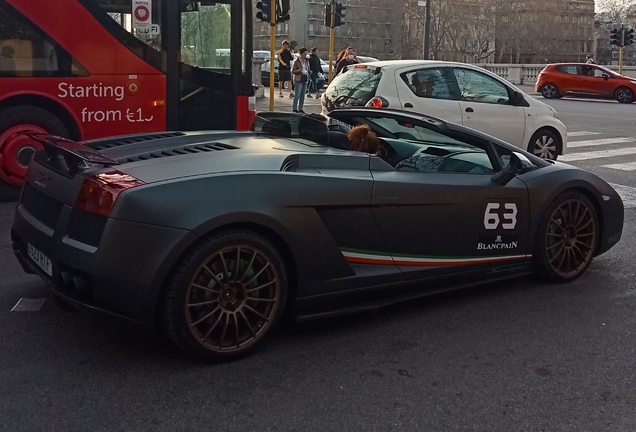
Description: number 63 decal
xmin=484 ymin=203 xmax=518 ymax=230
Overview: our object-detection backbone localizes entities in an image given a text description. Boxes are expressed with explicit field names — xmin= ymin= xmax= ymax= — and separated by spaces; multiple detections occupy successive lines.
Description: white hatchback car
xmin=321 ymin=60 xmax=567 ymax=160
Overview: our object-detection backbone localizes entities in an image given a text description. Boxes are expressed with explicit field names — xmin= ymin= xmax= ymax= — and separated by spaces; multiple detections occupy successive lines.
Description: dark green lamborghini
xmin=12 ymin=108 xmax=624 ymax=361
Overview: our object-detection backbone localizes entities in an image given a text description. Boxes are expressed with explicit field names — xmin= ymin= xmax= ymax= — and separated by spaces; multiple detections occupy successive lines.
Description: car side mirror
xmin=491 ymin=151 xmax=534 ymax=186
xmin=511 ymin=91 xmax=527 ymax=106
xmin=602 ymin=73 xmax=610 ymax=79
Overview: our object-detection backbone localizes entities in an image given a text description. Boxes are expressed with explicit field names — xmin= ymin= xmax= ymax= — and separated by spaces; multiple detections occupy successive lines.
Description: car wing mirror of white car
xmin=511 ymin=91 xmax=529 ymax=107
xmin=491 ymin=151 xmax=534 ymax=186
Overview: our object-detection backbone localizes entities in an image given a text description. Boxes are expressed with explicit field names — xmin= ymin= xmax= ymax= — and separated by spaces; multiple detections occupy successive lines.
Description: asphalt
xmin=255 ymin=83 xmax=541 ymax=114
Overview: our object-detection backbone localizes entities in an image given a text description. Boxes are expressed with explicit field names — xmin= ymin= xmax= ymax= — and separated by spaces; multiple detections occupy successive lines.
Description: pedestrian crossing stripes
xmin=568 ymin=137 xmax=636 ymax=148
xmin=562 ymin=131 xmax=636 ymax=207
xmin=560 ymin=147 xmax=636 ymax=162
xmin=567 ymin=131 xmax=601 ymax=137
xmin=561 ymin=131 xmax=636 ymax=170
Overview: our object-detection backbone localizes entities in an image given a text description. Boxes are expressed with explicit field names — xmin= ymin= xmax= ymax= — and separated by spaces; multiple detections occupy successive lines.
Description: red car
xmin=536 ymin=63 xmax=636 ymax=103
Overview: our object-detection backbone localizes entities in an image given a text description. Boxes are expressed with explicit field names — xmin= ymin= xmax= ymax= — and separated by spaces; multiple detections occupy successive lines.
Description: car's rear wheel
xmin=528 ymin=129 xmax=560 ymax=161
xmin=615 ymin=87 xmax=634 ymax=103
xmin=533 ymin=192 xmax=599 ymax=283
xmin=540 ymin=83 xmax=559 ymax=99
xmin=162 ymin=230 xmax=288 ymax=362
xmin=0 ymin=106 xmax=70 ymax=201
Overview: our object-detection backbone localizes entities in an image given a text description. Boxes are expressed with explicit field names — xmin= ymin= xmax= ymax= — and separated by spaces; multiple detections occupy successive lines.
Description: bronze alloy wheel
xmin=185 ymin=244 xmax=281 ymax=353
xmin=535 ymin=193 xmax=599 ymax=282
xmin=164 ymin=230 xmax=287 ymax=361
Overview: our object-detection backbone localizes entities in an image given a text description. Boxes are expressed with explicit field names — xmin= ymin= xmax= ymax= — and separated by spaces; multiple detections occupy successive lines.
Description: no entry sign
xmin=133 ymin=0 xmax=152 ymax=30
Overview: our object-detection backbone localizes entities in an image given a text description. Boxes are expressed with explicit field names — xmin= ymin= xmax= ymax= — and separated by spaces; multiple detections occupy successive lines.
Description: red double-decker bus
xmin=0 ymin=0 xmax=255 ymax=200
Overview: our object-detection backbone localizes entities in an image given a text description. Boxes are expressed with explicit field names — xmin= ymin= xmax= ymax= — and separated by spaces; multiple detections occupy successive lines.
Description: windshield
xmin=323 ymin=67 xmax=382 ymax=109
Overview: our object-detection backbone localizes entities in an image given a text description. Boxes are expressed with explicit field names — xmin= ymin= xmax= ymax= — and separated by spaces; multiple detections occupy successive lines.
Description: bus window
xmin=78 ymin=0 xmax=162 ymax=70
xmin=181 ymin=4 xmax=232 ymax=73
xmin=0 ymin=2 xmax=88 ymax=77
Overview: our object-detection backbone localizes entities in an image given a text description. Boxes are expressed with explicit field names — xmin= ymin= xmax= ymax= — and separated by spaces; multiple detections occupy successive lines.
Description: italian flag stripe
xmin=342 ymin=250 xmax=528 ymax=267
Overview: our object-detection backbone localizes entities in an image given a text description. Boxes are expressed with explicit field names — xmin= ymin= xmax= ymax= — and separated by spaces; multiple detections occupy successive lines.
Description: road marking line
xmin=11 ymin=298 xmax=47 ymax=312
xmin=602 ymin=162 xmax=636 ymax=172
xmin=567 ymin=131 xmax=601 ymax=137
xmin=559 ymin=147 xmax=636 ymax=162
xmin=609 ymin=183 xmax=636 ymax=209
xmin=568 ymin=137 xmax=636 ymax=148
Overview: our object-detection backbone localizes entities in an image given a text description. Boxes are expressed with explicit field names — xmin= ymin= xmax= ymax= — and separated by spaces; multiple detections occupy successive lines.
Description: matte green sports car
xmin=12 ymin=108 xmax=624 ymax=362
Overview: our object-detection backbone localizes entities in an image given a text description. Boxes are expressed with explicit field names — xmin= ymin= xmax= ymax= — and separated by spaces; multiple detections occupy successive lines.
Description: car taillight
xmin=75 ymin=171 xmax=145 ymax=217
xmin=365 ymin=97 xmax=388 ymax=108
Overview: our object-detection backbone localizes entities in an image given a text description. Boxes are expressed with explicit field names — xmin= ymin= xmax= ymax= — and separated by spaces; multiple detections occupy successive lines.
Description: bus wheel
xmin=0 ymin=106 xmax=70 ymax=201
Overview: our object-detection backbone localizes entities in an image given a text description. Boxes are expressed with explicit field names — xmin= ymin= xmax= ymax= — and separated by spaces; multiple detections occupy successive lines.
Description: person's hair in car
xmin=347 ymin=124 xmax=380 ymax=155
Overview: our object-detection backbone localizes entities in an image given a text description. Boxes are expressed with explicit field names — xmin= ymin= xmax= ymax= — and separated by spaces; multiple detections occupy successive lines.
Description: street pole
xmin=619 ymin=25 xmax=625 ymax=75
xmin=424 ymin=0 xmax=431 ymax=60
xmin=269 ymin=0 xmax=276 ymax=111
xmin=328 ymin=0 xmax=335 ymax=83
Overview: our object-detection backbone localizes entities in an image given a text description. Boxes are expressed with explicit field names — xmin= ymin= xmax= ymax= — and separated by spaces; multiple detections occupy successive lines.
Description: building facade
xmin=253 ymin=0 xmax=404 ymax=61
xmin=494 ymin=0 xmax=595 ymax=64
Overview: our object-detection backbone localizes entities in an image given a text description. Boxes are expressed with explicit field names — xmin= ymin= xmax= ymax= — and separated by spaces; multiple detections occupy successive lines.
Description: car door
xmin=555 ymin=65 xmax=584 ymax=93
xmin=366 ymin=118 xmax=531 ymax=284
xmin=395 ymin=66 xmax=463 ymax=124
xmin=582 ymin=66 xmax=616 ymax=97
xmin=452 ymin=67 xmax=527 ymax=147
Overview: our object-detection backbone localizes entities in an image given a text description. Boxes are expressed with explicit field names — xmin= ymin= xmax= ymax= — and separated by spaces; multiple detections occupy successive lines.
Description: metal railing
xmin=479 ymin=63 xmax=636 ymax=84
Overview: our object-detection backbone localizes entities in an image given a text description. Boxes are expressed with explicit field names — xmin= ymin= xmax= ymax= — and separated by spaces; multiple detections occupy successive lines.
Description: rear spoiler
xmin=28 ymin=134 xmax=120 ymax=169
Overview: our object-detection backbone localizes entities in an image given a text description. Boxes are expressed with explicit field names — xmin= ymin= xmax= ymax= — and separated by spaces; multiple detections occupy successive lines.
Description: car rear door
xmin=394 ymin=66 xmax=463 ymax=124
xmin=452 ymin=67 xmax=527 ymax=148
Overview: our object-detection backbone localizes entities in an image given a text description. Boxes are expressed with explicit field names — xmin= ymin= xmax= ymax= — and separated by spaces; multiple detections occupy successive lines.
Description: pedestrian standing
xmin=277 ymin=40 xmax=294 ymax=98
xmin=585 ymin=55 xmax=596 ymax=64
xmin=335 ymin=47 xmax=359 ymax=76
xmin=292 ymin=47 xmax=311 ymax=113
xmin=307 ymin=47 xmax=324 ymax=98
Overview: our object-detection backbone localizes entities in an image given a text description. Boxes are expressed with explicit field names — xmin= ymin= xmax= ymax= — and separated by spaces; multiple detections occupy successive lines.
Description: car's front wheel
xmin=162 ymin=230 xmax=288 ymax=362
xmin=533 ymin=192 xmax=599 ymax=283
xmin=540 ymin=83 xmax=559 ymax=99
xmin=615 ymin=87 xmax=634 ymax=103
xmin=528 ymin=129 xmax=560 ymax=161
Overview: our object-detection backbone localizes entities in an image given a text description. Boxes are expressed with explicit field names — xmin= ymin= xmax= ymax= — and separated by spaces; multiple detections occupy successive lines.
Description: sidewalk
xmin=255 ymin=87 xmax=323 ymax=114
xmin=255 ymin=83 xmax=540 ymax=114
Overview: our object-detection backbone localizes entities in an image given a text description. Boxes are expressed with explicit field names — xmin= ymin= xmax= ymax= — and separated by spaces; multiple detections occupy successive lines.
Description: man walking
xmin=277 ymin=40 xmax=294 ymax=98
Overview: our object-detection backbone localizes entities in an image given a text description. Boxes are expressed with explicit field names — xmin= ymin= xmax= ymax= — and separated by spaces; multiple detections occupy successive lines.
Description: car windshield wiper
xmin=333 ymin=94 xmax=359 ymax=106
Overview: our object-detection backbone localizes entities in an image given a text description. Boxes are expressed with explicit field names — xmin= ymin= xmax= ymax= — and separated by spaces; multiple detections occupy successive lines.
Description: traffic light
xmin=626 ymin=28 xmax=635 ymax=46
xmin=324 ymin=3 xmax=332 ymax=27
xmin=256 ymin=0 xmax=270 ymax=22
xmin=276 ymin=0 xmax=290 ymax=23
xmin=610 ymin=28 xmax=620 ymax=46
xmin=334 ymin=2 xmax=346 ymax=27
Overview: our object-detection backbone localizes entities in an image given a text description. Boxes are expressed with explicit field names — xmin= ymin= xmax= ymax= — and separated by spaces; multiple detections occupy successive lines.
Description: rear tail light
xmin=75 ymin=171 xmax=145 ymax=217
xmin=365 ymin=96 xmax=389 ymax=108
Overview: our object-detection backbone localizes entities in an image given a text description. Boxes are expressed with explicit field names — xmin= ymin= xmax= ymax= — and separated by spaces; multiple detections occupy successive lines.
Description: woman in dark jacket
xmin=307 ymin=47 xmax=324 ymax=98
xmin=335 ymin=47 xmax=358 ymax=76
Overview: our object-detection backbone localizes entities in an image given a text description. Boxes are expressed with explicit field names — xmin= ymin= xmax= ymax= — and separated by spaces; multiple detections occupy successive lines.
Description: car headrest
xmin=298 ymin=115 xmax=328 ymax=144
xmin=262 ymin=119 xmax=292 ymax=138
xmin=327 ymin=131 xmax=350 ymax=150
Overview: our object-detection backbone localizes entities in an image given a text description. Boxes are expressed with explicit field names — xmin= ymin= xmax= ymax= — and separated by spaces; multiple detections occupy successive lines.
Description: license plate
xmin=27 ymin=243 xmax=53 ymax=276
